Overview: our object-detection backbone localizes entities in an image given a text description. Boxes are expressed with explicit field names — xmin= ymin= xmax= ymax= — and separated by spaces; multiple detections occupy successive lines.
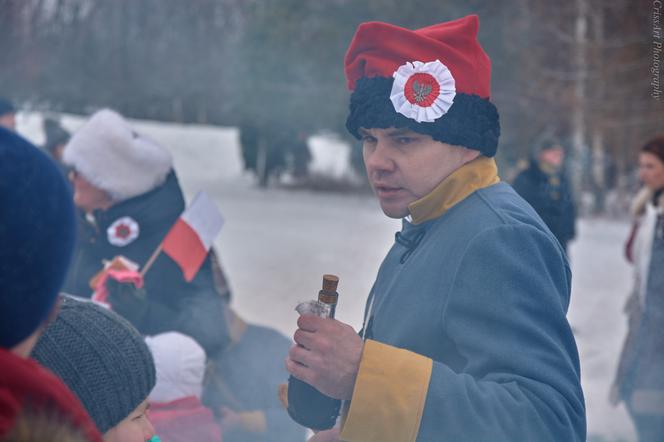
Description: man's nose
xmin=365 ymin=142 xmax=395 ymax=175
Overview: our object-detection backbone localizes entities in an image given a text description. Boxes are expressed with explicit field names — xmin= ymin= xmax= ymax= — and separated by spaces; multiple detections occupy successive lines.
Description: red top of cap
xmin=0 ymin=347 xmax=103 ymax=441
xmin=344 ymin=15 xmax=491 ymax=98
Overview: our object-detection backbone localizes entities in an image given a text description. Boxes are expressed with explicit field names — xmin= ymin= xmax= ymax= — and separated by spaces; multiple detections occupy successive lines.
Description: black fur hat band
xmin=345 ymin=76 xmax=500 ymax=157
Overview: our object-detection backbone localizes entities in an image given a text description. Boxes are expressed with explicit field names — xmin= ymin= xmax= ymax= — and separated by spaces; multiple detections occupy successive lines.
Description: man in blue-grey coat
xmin=286 ymin=15 xmax=586 ymax=442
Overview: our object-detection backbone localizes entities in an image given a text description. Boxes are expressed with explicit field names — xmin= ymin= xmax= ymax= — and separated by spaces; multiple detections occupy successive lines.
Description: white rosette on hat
xmin=389 ymin=59 xmax=456 ymax=123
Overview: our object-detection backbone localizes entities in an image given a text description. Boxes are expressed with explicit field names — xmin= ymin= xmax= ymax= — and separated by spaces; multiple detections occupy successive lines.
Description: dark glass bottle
xmin=287 ymin=275 xmax=342 ymax=430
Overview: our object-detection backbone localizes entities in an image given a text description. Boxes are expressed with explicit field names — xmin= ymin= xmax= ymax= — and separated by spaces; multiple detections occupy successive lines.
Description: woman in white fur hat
xmin=61 ymin=109 xmax=230 ymax=358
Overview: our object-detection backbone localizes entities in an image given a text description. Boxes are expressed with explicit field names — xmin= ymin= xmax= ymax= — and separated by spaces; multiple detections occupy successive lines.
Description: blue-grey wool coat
xmin=347 ymin=182 xmax=585 ymax=442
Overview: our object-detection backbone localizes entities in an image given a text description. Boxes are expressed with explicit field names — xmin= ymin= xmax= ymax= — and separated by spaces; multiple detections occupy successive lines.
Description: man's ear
xmin=11 ymin=328 xmax=43 ymax=358
xmin=461 ymin=148 xmax=481 ymax=164
xmin=11 ymin=297 xmax=61 ymax=358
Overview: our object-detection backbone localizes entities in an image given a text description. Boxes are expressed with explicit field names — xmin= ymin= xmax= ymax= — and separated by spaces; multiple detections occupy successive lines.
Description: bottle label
xmin=296 ymin=300 xmax=332 ymax=318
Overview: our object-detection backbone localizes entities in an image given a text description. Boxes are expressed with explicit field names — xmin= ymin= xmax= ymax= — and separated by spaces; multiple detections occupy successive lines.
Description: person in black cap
xmin=512 ymin=137 xmax=577 ymax=253
xmin=0 ymin=98 xmax=16 ymax=131
xmin=32 ymin=295 xmax=158 ymax=442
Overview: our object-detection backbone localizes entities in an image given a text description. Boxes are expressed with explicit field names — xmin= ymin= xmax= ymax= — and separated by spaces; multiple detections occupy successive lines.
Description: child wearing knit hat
xmin=32 ymin=296 xmax=158 ymax=442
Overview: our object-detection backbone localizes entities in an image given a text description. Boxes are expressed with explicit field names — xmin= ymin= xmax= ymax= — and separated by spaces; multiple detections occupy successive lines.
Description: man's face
xmin=361 ymin=127 xmax=479 ymax=219
xmin=0 ymin=113 xmax=16 ymax=131
xmin=539 ymin=146 xmax=565 ymax=168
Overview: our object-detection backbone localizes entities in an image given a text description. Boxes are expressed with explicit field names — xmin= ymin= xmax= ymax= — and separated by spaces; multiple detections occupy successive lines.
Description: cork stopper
xmin=322 ymin=274 xmax=339 ymax=292
xmin=318 ymin=274 xmax=339 ymax=308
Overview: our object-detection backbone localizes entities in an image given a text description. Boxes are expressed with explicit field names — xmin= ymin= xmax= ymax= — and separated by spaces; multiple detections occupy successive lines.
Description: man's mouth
xmin=374 ymin=185 xmax=403 ymax=197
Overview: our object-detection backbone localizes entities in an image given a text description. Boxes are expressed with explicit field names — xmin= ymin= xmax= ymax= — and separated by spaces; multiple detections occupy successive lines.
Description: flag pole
xmin=140 ymin=243 xmax=164 ymax=278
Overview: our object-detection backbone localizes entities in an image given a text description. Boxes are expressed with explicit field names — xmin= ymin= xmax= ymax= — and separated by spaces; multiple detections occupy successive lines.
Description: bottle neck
xmin=318 ymin=290 xmax=338 ymax=318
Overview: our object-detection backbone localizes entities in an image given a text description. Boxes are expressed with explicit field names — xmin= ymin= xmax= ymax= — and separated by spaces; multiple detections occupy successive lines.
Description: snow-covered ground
xmin=18 ymin=113 xmax=637 ymax=441
xmin=568 ymin=220 xmax=636 ymax=441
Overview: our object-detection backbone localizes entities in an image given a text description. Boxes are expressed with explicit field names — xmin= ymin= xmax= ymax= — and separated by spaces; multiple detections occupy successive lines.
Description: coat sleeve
xmin=139 ymin=255 xmax=231 ymax=356
xmin=340 ymin=224 xmax=586 ymax=442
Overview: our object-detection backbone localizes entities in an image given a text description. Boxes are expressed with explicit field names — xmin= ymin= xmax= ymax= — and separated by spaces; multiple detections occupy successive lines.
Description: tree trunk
xmin=572 ymin=0 xmax=589 ymax=210
xmin=591 ymin=129 xmax=606 ymax=213
xmin=257 ymin=137 xmax=269 ymax=188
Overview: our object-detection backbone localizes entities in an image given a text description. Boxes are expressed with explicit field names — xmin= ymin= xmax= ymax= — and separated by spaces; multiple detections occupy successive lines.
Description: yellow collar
xmin=408 ymin=156 xmax=500 ymax=225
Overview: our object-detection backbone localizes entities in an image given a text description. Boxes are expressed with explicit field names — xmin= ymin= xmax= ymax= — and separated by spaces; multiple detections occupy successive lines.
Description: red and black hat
xmin=344 ymin=15 xmax=500 ymax=157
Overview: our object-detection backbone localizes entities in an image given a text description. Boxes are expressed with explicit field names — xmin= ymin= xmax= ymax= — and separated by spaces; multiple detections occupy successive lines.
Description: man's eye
xmin=396 ymin=137 xmax=415 ymax=144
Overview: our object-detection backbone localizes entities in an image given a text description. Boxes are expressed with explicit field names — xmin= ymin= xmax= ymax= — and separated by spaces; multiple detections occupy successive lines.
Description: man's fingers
xmin=288 ymin=343 xmax=312 ymax=366
xmin=293 ymin=328 xmax=316 ymax=349
xmin=297 ymin=314 xmax=324 ymax=331
xmin=285 ymin=357 xmax=313 ymax=384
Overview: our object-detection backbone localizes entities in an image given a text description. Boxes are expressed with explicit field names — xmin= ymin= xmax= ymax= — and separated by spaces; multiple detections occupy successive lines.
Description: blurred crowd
xmin=0 ymin=101 xmax=306 ymax=442
xmin=1 ymin=93 xmax=662 ymax=442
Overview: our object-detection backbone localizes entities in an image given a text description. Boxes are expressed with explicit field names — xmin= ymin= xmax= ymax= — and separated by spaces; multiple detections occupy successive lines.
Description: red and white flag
xmin=162 ymin=192 xmax=224 ymax=282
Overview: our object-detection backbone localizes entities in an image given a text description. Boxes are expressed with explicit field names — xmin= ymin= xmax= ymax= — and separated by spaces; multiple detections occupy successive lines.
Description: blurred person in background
xmin=32 ymin=295 xmax=158 ymax=442
xmin=60 ymin=108 xmax=230 ymax=358
xmin=512 ymin=137 xmax=577 ymax=253
xmin=0 ymin=98 xmax=16 ymax=131
xmin=42 ymin=116 xmax=71 ymax=163
xmin=612 ymin=134 xmax=664 ymax=442
xmin=0 ymin=128 xmax=102 ymax=442
xmin=204 ymin=306 xmax=306 ymax=442
xmin=624 ymin=186 xmax=651 ymax=264
xmin=145 ymin=332 xmax=222 ymax=442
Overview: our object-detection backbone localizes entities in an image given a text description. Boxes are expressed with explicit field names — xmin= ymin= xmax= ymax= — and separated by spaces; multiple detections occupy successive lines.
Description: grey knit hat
xmin=31 ymin=296 xmax=156 ymax=434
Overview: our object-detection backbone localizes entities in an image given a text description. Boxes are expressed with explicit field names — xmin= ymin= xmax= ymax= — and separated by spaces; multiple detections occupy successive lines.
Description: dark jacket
xmin=512 ymin=161 xmax=576 ymax=249
xmin=62 ymin=171 xmax=229 ymax=356
xmin=205 ymin=315 xmax=306 ymax=442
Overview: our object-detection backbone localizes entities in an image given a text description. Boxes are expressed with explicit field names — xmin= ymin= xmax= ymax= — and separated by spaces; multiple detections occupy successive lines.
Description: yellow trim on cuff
xmin=339 ymin=340 xmax=433 ymax=442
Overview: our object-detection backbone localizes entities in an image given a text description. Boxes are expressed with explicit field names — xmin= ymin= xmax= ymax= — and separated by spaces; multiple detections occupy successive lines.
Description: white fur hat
xmin=63 ymin=109 xmax=172 ymax=202
xmin=145 ymin=332 xmax=206 ymax=403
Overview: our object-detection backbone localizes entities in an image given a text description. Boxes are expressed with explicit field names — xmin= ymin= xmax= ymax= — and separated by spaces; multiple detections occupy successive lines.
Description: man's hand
xmin=219 ymin=407 xmax=267 ymax=434
xmin=219 ymin=406 xmax=243 ymax=432
xmin=286 ymin=315 xmax=363 ymax=400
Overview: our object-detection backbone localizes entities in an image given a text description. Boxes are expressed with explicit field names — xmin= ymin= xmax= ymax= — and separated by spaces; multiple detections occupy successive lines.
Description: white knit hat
xmin=145 ymin=332 xmax=206 ymax=403
xmin=63 ymin=109 xmax=173 ymax=202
